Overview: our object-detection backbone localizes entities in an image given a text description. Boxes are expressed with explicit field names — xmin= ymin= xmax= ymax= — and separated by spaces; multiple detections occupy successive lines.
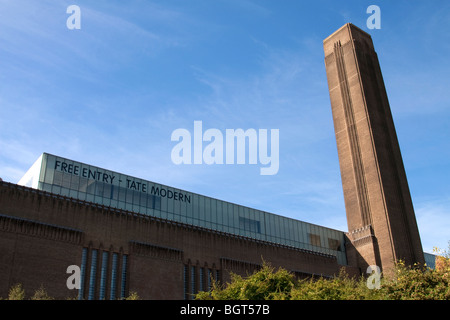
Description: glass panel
xmin=88 ymin=249 xmax=98 ymax=300
xmin=110 ymin=253 xmax=118 ymax=300
xmin=198 ymin=196 xmax=205 ymax=223
xmin=53 ymin=171 xmax=63 ymax=187
xmin=167 ymin=188 xmax=174 ymax=214
xmin=174 ymin=189 xmax=181 ymax=215
xmin=126 ymin=187 xmax=133 ymax=204
xmin=139 ymin=190 xmax=147 ymax=207
xmin=120 ymin=255 xmax=128 ymax=299
xmin=78 ymin=248 xmax=88 ymax=300
xmin=154 ymin=195 xmax=161 ymax=211
xmin=132 ymin=189 xmax=140 ymax=206
xmin=95 ymin=181 xmax=104 ymax=197
xmin=210 ymin=199 xmax=217 ymax=224
xmin=99 ymin=251 xmax=109 ymax=300
xmin=60 ymin=187 xmax=69 ymax=197
xmin=204 ymin=197 xmax=210 ymax=223
xmin=44 ymin=161 xmax=54 ymax=184
xmin=160 ymin=185 xmax=168 ymax=213
xmin=184 ymin=265 xmax=189 ymax=300
xmin=86 ymin=180 xmax=95 ymax=195
xmin=199 ymin=268 xmax=204 ymax=293
xmin=70 ymin=175 xmax=80 ymax=190
xmin=217 ymin=201 xmax=224 ymax=227
xmin=191 ymin=266 xmax=196 ymax=296
xmin=186 ymin=194 xmax=192 ymax=218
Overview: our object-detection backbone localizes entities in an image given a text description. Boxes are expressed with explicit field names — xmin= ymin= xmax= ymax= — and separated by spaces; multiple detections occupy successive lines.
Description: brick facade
xmin=0 ymin=182 xmax=346 ymax=299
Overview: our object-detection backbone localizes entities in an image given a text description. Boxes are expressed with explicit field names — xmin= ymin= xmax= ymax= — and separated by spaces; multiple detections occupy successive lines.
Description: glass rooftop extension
xmin=19 ymin=152 xmax=347 ymax=265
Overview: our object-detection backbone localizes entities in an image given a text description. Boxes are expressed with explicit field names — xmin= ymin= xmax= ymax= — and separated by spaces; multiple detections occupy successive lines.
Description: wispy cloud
xmin=416 ymin=198 xmax=450 ymax=253
xmin=0 ymin=1 xmax=448 ymax=251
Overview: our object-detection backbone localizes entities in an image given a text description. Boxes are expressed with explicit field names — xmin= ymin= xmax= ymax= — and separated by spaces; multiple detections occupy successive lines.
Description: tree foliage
xmin=1 ymin=284 xmax=140 ymax=300
xmin=196 ymin=248 xmax=450 ymax=301
xmin=7 ymin=283 xmax=25 ymax=300
xmin=196 ymin=262 xmax=296 ymax=300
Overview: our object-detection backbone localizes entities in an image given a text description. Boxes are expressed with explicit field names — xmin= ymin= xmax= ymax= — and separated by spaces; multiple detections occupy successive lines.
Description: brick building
xmin=0 ymin=24 xmax=427 ymax=300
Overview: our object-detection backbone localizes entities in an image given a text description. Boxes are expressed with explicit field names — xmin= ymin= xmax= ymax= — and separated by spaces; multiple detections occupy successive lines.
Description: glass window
xmin=216 ymin=201 xmax=224 ymax=227
xmin=125 ymin=202 xmax=133 ymax=212
xmin=180 ymin=195 xmax=187 ymax=216
xmin=62 ymin=172 xmax=71 ymax=189
xmin=286 ymin=219 xmax=293 ymax=244
xmin=60 ymin=187 xmax=70 ymax=197
xmin=120 ymin=255 xmax=128 ymax=299
xmin=70 ymin=175 xmax=80 ymax=190
xmin=78 ymin=248 xmax=88 ymax=300
xmin=184 ymin=265 xmax=189 ymax=300
xmin=103 ymin=183 xmax=111 ymax=199
xmin=205 ymin=197 xmax=211 ymax=222
xmin=110 ymin=253 xmax=118 ymax=300
xmin=117 ymin=201 xmax=126 ymax=211
xmin=111 ymin=185 xmax=119 ymax=201
xmin=301 ymin=223 xmax=308 ymax=245
xmin=292 ymin=221 xmax=300 ymax=244
xmin=118 ymin=186 xmax=126 ymax=202
xmin=44 ymin=164 xmax=55 ymax=184
xmin=95 ymin=181 xmax=104 ymax=197
xmin=309 ymin=233 xmax=321 ymax=247
xmin=139 ymin=191 xmax=147 ymax=207
xmin=328 ymin=238 xmax=341 ymax=251
xmin=173 ymin=189 xmax=181 ymax=215
xmin=160 ymin=186 xmax=168 ymax=213
xmin=86 ymin=193 xmax=94 ymax=203
xmin=144 ymin=194 xmax=152 ymax=209
xmin=232 ymin=205 xmax=240 ymax=231
xmin=191 ymin=266 xmax=196 ymax=296
xmin=69 ymin=189 xmax=78 ymax=199
xmin=185 ymin=195 xmax=192 ymax=219
xmin=198 ymin=196 xmax=205 ymax=223
xmin=210 ymin=199 xmax=217 ymax=224
xmin=79 ymin=177 xmax=88 ymax=193
xmin=42 ymin=183 xmax=52 ymax=193
xmin=227 ymin=203 xmax=234 ymax=232
xmin=53 ymin=171 xmax=63 ymax=186
xmin=88 ymin=249 xmax=98 ymax=300
xmin=154 ymin=195 xmax=161 ymax=211
xmin=86 ymin=180 xmax=95 ymax=195
xmin=272 ymin=215 xmax=280 ymax=240
xmin=239 ymin=216 xmax=261 ymax=234
xmin=199 ymin=268 xmax=204 ymax=293
xmin=99 ymin=251 xmax=109 ymax=300
xmin=126 ymin=188 xmax=133 ymax=204
xmin=132 ymin=190 xmax=140 ymax=206
xmin=167 ymin=189 xmax=174 ymax=214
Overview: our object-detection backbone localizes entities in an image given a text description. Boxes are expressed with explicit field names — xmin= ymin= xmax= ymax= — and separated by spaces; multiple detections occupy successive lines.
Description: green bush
xmin=196 ymin=262 xmax=296 ymax=300
xmin=1 ymin=284 xmax=140 ymax=300
xmin=8 ymin=283 xmax=25 ymax=300
xmin=196 ymin=253 xmax=450 ymax=300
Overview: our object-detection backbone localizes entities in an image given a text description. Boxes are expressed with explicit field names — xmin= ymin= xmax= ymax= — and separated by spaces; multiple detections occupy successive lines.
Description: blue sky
xmin=0 ymin=0 xmax=449 ymax=254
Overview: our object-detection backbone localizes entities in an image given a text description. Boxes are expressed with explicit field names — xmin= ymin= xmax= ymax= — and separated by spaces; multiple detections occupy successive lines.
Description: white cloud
xmin=416 ymin=198 xmax=450 ymax=253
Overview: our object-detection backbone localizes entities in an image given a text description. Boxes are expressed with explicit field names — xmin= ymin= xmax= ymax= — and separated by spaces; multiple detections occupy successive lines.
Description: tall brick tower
xmin=323 ymin=23 xmax=424 ymax=275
